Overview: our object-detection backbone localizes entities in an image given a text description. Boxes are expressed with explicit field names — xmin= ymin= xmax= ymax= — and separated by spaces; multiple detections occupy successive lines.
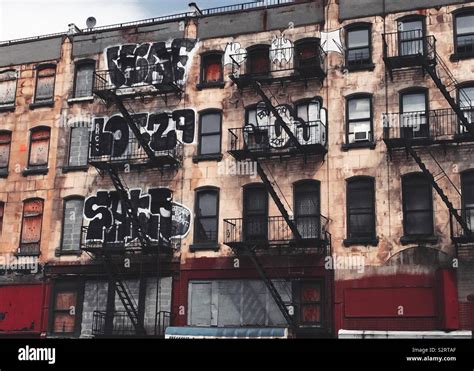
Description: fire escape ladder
xmin=418 ymin=50 xmax=474 ymax=134
xmin=102 ymin=254 xmax=147 ymax=336
xmin=405 ymin=144 xmax=471 ymax=235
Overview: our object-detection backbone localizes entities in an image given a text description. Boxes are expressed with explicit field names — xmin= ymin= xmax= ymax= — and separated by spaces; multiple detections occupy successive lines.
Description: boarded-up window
xmin=61 ymin=198 xmax=84 ymax=251
xmin=68 ymin=127 xmax=89 ymax=167
xmin=0 ymin=202 xmax=4 ymax=235
xmin=20 ymin=199 xmax=43 ymax=255
xmin=52 ymin=290 xmax=78 ymax=334
xmin=201 ymin=54 xmax=223 ymax=83
xmin=0 ymin=70 xmax=16 ymax=106
xmin=0 ymin=131 xmax=11 ymax=175
xmin=35 ymin=66 xmax=55 ymax=102
xmin=74 ymin=62 xmax=95 ymax=98
xmin=29 ymin=128 xmax=50 ymax=168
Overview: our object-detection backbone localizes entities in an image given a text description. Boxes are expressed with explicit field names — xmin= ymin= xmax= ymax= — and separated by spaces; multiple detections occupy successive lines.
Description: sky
xmin=0 ymin=0 xmax=249 ymax=41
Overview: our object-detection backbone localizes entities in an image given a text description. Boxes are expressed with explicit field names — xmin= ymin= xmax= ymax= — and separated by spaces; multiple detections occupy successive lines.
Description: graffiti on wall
xmin=244 ymin=98 xmax=327 ymax=149
xmin=320 ymin=29 xmax=344 ymax=54
xmin=90 ymin=109 xmax=195 ymax=158
xmin=84 ymin=188 xmax=192 ymax=246
xmin=224 ymin=42 xmax=247 ymax=66
xmin=269 ymin=34 xmax=293 ymax=65
xmin=105 ymin=39 xmax=197 ymax=89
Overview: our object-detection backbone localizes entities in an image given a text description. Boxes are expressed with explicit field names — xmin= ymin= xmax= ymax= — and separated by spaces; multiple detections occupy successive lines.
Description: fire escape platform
xmin=228 ymin=143 xmax=327 ymax=161
xmin=89 ymin=154 xmax=181 ymax=172
xmin=230 ymin=69 xmax=326 ymax=89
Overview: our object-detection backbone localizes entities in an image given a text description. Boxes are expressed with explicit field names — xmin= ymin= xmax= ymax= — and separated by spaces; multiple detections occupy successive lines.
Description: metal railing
xmin=230 ymin=45 xmax=326 ymax=81
xmin=92 ymin=310 xmax=171 ymax=337
xmin=450 ymin=208 xmax=474 ymax=243
xmin=201 ymin=0 xmax=297 ymax=15
xmin=229 ymin=121 xmax=327 ymax=157
xmin=224 ymin=215 xmax=330 ymax=246
xmin=89 ymin=135 xmax=183 ymax=168
xmin=383 ymin=31 xmax=436 ymax=62
xmin=383 ymin=108 xmax=474 ymax=143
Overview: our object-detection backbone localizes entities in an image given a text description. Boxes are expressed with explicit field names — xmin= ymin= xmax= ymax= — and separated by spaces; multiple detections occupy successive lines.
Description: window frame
xmin=18 ymin=198 xmax=44 ymax=256
xmin=344 ymin=93 xmax=374 ymax=148
xmin=49 ymin=281 xmax=84 ymax=337
xmin=242 ymin=183 xmax=269 ymax=242
xmin=32 ymin=63 xmax=56 ymax=107
xmin=399 ymin=87 xmax=430 ymax=139
xmin=293 ymin=180 xmax=321 ymax=240
xmin=396 ymin=15 xmax=427 ymax=58
xmin=344 ymin=176 xmax=378 ymax=246
xmin=293 ymin=280 xmax=324 ymax=328
xmin=191 ymin=186 xmax=220 ymax=250
xmin=72 ymin=59 xmax=96 ymax=99
xmin=198 ymin=51 xmax=224 ymax=89
xmin=246 ymin=44 xmax=271 ymax=76
xmin=195 ymin=109 xmax=223 ymax=161
xmin=58 ymin=196 xmax=85 ymax=256
xmin=453 ymin=8 xmax=474 ymax=60
xmin=401 ymin=173 xmax=435 ymax=242
xmin=0 ymin=69 xmax=17 ymax=110
xmin=294 ymin=37 xmax=322 ymax=69
xmin=24 ymin=126 xmax=51 ymax=175
xmin=457 ymin=81 xmax=474 ymax=132
xmin=0 ymin=130 xmax=12 ymax=177
xmin=0 ymin=201 xmax=4 ymax=236
xmin=344 ymin=23 xmax=373 ymax=71
xmin=461 ymin=170 xmax=474 ymax=233
xmin=65 ymin=125 xmax=90 ymax=171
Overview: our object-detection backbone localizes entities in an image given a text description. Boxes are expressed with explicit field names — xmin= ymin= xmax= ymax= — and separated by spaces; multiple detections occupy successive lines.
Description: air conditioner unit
xmin=354 ymin=130 xmax=370 ymax=142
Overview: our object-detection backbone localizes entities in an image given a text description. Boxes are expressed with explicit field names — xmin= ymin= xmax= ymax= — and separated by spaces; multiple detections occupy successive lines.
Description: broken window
xmin=402 ymin=173 xmax=434 ymax=238
xmin=194 ymin=188 xmax=219 ymax=245
xmin=28 ymin=127 xmax=50 ymax=168
xmin=74 ymin=61 xmax=95 ymax=98
xmin=34 ymin=65 xmax=56 ymax=103
xmin=0 ymin=131 xmax=11 ymax=176
xmin=0 ymin=70 xmax=17 ymax=107
xmin=201 ymin=53 xmax=223 ymax=84
xmin=294 ymin=181 xmax=320 ymax=239
xmin=52 ymin=288 xmax=78 ymax=335
xmin=198 ymin=111 xmax=222 ymax=156
xmin=19 ymin=198 xmax=44 ymax=255
xmin=61 ymin=198 xmax=84 ymax=252
xmin=346 ymin=177 xmax=376 ymax=242
xmin=68 ymin=126 xmax=89 ymax=167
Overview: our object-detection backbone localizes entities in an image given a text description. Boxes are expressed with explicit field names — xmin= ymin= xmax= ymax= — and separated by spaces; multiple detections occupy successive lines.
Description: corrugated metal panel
xmin=188 ymin=282 xmax=212 ymax=326
xmin=242 ymin=281 xmax=266 ymax=326
xmin=217 ymin=281 xmax=242 ymax=326
xmin=0 ymin=37 xmax=63 ymax=68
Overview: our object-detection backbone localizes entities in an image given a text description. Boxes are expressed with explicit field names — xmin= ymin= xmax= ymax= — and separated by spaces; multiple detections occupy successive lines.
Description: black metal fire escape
xmin=383 ymin=32 xmax=474 ymax=240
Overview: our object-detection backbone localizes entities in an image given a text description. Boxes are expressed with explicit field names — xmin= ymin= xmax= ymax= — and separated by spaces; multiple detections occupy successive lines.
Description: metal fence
xmin=92 ymin=311 xmax=171 ymax=337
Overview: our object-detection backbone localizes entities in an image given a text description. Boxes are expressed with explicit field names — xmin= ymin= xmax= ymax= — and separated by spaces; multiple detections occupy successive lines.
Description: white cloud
xmin=0 ymin=0 xmax=150 ymax=41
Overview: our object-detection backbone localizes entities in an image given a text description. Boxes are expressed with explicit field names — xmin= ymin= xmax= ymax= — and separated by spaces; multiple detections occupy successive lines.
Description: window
xmin=346 ymin=177 xmax=376 ymax=244
xmin=60 ymin=198 xmax=85 ymax=253
xmin=67 ymin=126 xmax=89 ymax=168
xmin=295 ymin=99 xmax=325 ymax=146
xmin=295 ymin=38 xmax=322 ymax=74
xmin=193 ymin=188 xmax=219 ymax=246
xmin=346 ymin=95 xmax=373 ymax=144
xmin=0 ymin=70 xmax=17 ymax=107
xmin=294 ymin=181 xmax=320 ymax=239
xmin=27 ymin=127 xmax=50 ymax=170
xmin=19 ymin=198 xmax=44 ymax=256
xmin=244 ymin=105 xmax=269 ymax=151
xmin=297 ymin=281 xmax=323 ymax=326
xmin=0 ymin=202 xmax=4 ymax=236
xmin=398 ymin=18 xmax=425 ymax=56
xmin=243 ymin=185 xmax=268 ymax=241
xmin=458 ymin=84 xmax=474 ymax=129
xmin=454 ymin=11 xmax=474 ymax=57
xmin=200 ymin=53 xmax=223 ymax=85
xmin=51 ymin=285 xmax=79 ymax=335
xmin=345 ymin=25 xmax=372 ymax=68
xmin=34 ymin=65 xmax=56 ymax=104
xmin=402 ymin=174 xmax=434 ymax=238
xmin=246 ymin=45 xmax=270 ymax=75
xmin=73 ymin=61 xmax=95 ymax=98
xmin=461 ymin=171 xmax=474 ymax=233
xmin=0 ymin=131 xmax=11 ymax=176
xmin=400 ymin=89 xmax=429 ymax=138
xmin=198 ymin=111 xmax=222 ymax=156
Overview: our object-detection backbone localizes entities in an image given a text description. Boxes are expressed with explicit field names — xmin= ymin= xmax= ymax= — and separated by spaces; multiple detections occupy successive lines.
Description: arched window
xmin=0 ymin=69 xmax=17 ymax=107
xmin=458 ymin=82 xmax=474 ymax=129
xmin=402 ymin=173 xmax=433 ymax=238
xmin=0 ymin=130 xmax=12 ymax=177
xmin=60 ymin=196 xmax=85 ymax=253
xmin=193 ymin=187 xmax=220 ymax=247
xmin=453 ymin=9 xmax=474 ymax=58
xmin=345 ymin=23 xmax=372 ymax=68
xmin=198 ymin=110 xmax=222 ymax=157
xmin=345 ymin=93 xmax=373 ymax=144
xmin=73 ymin=60 xmax=95 ymax=98
xmin=27 ymin=126 xmax=50 ymax=172
xmin=397 ymin=16 xmax=426 ymax=57
xmin=34 ymin=64 xmax=56 ymax=104
xmin=399 ymin=88 xmax=429 ymax=139
xmin=19 ymin=198 xmax=44 ymax=256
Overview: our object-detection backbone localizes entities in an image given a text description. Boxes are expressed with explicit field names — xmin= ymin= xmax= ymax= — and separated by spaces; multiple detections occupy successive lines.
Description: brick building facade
xmin=0 ymin=0 xmax=473 ymax=338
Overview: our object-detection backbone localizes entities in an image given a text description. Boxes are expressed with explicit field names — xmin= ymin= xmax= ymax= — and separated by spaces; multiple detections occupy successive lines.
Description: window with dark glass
xmin=19 ymin=198 xmax=44 ymax=255
xmin=28 ymin=127 xmax=50 ymax=168
xmin=346 ymin=177 xmax=376 ymax=242
xmin=461 ymin=171 xmax=474 ymax=233
xmin=194 ymin=188 xmax=219 ymax=245
xmin=51 ymin=288 xmax=78 ymax=335
xmin=201 ymin=53 xmax=223 ymax=84
xmin=459 ymin=85 xmax=474 ymax=129
xmin=243 ymin=185 xmax=268 ymax=241
xmin=198 ymin=111 xmax=222 ymax=156
xmin=68 ymin=126 xmax=89 ymax=167
xmin=298 ymin=281 xmax=322 ymax=326
xmin=294 ymin=181 xmax=320 ymax=239
xmin=400 ymin=90 xmax=428 ymax=138
xmin=60 ymin=198 xmax=84 ymax=252
xmin=243 ymin=105 xmax=269 ymax=151
xmin=455 ymin=12 xmax=474 ymax=56
xmin=402 ymin=174 xmax=434 ymax=238
xmin=246 ymin=45 xmax=270 ymax=75
xmin=0 ymin=131 xmax=11 ymax=176
xmin=34 ymin=65 xmax=56 ymax=103
xmin=398 ymin=18 xmax=425 ymax=56
xmin=346 ymin=95 xmax=372 ymax=144
xmin=295 ymin=39 xmax=321 ymax=70
xmin=346 ymin=26 xmax=371 ymax=67
xmin=73 ymin=61 xmax=95 ymax=98
xmin=0 ymin=202 xmax=4 ymax=236
xmin=0 ymin=70 xmax=17 ymax=107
